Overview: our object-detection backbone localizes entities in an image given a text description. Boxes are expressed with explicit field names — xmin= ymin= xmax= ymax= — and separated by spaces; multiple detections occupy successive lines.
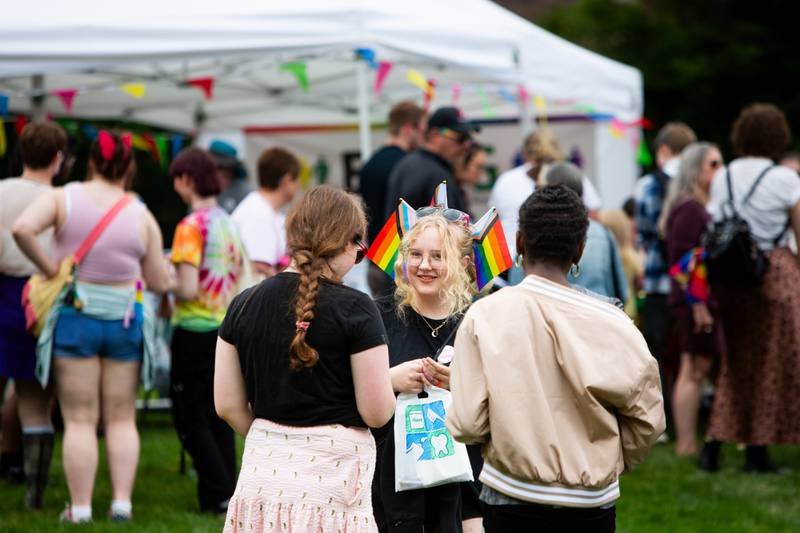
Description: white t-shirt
xmin=489 ymin=163 xmax=604 ymax=257
xmin=0 ymin=177 xmax=53 ymax=277
xmin=489 ymin=164 xmax=536 ymax=257
xmin=231 ymin=191 xmax=287 ymax=265
xmin=708 ymin=157 xmax=800 ymax=251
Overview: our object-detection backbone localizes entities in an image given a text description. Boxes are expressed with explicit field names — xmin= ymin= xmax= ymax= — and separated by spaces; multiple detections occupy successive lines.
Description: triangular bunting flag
xmin=0 ymin=119 xmax=6 ymax=157
xmin=170 ymin=134 xmax=184 ymax=159
xmin=186 ymin=77 xmax=214 ymax=100
xmin=374 ymin=61 xmax=393 ymax=96
xmin=14 ymin=115 xmax=28 ymax=136
xmin=155 ymin=134 xmax=168 ymax=171
xmin=51 ymin=89 xmax=78 ymax=112
xmin=638 ymin=137 xmax=653 ymax=168
xmin=423 ymin=79 xmax=436 ymax=110
xmin=279 ymin=62 xmax=309 ymax=92
xmin=477 ymin=87 xmax=495 ymax=118
xmin=354 ymin=48 xmax=378 ymax=70
xmin=120 ymin=83 xmax=146 ymax=99
xmin=451 ymin=84 xmax=461 ymax=106
xmin=406 ymin=70 xmax=429 ymax=93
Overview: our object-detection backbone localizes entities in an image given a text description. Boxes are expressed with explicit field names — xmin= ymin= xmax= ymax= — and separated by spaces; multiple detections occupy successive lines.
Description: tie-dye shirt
xmin=171 ymin=206 xmax=245 ymax=332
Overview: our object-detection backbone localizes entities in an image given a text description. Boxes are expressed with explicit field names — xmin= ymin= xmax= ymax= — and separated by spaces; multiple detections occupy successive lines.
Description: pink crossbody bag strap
xmin=73 ymin=194 xmax=134 ymax=265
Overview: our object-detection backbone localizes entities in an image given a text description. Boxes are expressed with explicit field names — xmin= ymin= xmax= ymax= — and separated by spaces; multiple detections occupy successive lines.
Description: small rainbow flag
xmin=669 ymin=247 xmax=708 ymax=304
xmin=471 ymin=207 xmax=513 ymax=290
xmin=367 ymin=200 xmax=416 ymax=277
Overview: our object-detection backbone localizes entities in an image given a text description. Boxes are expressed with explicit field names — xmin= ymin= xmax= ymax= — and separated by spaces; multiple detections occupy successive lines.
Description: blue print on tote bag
xmin=404 ymin=400 xmax=455 ymax=461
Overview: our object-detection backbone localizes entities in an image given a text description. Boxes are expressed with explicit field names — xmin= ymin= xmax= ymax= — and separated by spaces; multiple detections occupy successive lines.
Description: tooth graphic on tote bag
xmin=430 ymin=433 xmax=450 ymax=457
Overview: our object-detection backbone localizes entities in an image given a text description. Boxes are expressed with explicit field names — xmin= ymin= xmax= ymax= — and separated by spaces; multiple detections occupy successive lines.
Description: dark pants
xmin=642 ymin=293 xmax=670 ymax=360
xmin=642 ymin=293 xmax=673 ymax=430
xmin=170 ymin=327 xmax=236 ymax=512
xmin=373 ymin=431 xmax=463 ymax=533
xmin=484 ymin=504 xmax=616 ymax=533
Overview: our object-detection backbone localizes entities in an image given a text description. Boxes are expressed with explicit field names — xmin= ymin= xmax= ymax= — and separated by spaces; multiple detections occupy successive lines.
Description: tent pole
xmin=356 ymin=59 xmax=372 ymax=161
xmin=519 ymin=91 xmax=533 ymax=138
xmin=31 ymin=75 xmax=46 ymax=122
xmin=514 ymin=48 xmax=534 ymax=138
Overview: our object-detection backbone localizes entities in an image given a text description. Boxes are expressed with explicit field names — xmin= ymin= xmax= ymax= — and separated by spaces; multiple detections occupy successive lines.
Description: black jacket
xmin=384 ymin=149 xmax=467 ymax=216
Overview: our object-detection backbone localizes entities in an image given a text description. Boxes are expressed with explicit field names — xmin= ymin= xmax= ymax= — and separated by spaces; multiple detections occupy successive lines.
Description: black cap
xmin=427 ymin=107 xmax=480 ymax=135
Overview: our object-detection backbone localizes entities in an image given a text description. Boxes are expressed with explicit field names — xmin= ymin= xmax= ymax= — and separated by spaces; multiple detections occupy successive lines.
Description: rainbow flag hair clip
xmin=366 ymin=181 xmax=513 ymax=290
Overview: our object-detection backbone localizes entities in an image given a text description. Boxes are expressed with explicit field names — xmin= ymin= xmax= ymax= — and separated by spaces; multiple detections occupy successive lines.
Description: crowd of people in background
xmin=0 ymin=97 xmax=798 ymax=531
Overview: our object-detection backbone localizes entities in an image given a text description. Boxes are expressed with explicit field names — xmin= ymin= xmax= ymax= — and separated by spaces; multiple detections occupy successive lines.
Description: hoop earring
xmin=570 ymin=262 xmax=581 ymax=278
xmin=515 ymin=254 xmax=524 ymax=268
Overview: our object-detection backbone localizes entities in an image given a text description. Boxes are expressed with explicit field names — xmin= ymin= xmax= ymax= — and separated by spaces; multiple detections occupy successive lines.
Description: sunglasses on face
xmin=353 ymin=235 xmax=368 ymax=264
xmin=415 ymin=206 xmax=471 ymax=225
xmin=439 ymin=128 xmax=469 ymax=144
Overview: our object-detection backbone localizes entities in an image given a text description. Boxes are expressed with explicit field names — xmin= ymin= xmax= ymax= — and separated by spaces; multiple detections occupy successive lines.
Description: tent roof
xmin=0 ymin=0 xmax=642 ymax=131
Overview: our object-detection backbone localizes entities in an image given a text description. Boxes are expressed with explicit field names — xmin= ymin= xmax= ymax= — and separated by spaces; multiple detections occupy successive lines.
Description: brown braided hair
xmin=285 ymin=185 xmax=367 ymax=370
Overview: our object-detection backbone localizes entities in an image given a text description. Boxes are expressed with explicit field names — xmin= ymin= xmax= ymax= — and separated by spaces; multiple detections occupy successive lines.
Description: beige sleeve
xmin=446 ymin=313 xmax=490 ymax=444
xmin=616 ymin=357 xmax=666 ymax=472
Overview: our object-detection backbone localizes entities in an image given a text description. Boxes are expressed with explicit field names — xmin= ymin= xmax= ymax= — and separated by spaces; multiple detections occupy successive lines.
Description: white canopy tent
xmin=0 ymin=0 xmax=642 ymax=126
xmin=0 ymin=0 xmax=643 ymax=207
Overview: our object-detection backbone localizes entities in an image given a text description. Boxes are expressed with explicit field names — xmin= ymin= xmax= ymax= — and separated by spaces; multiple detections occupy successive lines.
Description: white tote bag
xmin=394 ymin=384 xmax=474 ymax=492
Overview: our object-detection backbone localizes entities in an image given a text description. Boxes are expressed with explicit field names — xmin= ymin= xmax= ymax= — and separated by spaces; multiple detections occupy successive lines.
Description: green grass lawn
xmin=1 ymin=415 xmax=799 ymax=532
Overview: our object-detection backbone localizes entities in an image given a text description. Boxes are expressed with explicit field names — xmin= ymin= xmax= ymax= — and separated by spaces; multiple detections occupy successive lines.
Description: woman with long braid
xmin=214 ymin=185 xmax=395 ymax=532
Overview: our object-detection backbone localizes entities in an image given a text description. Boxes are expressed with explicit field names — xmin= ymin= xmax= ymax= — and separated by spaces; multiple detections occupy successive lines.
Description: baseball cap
xmin=427 ymin=107 xmax=480 ymax=136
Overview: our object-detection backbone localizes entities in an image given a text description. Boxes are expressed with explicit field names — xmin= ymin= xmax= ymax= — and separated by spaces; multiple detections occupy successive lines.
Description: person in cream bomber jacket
xmin=446 ymin=185 xmax=665 ymax=532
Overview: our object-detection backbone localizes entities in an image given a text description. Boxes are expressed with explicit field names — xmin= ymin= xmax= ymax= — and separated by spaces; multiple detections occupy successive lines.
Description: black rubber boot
xmin=23 ymin=432 xmax=54 ymax=509
xmin=743 ymin=445 xmax=778 ymax=474
xmin=698 ymin=440 xmax=721 ymax=472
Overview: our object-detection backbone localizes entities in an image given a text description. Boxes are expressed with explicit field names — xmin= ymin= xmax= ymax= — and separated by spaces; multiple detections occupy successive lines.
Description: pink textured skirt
xmin=224 ymin=418 xmax=377 ymax=533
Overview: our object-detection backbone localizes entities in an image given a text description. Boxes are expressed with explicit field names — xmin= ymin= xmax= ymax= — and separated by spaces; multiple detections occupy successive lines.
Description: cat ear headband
xmin=366 ymin=181 xmax=512 ymax=290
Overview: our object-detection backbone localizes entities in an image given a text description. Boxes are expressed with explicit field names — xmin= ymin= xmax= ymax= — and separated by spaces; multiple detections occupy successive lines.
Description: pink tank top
xmin=54 ymin=183 xmax=147 ymax=283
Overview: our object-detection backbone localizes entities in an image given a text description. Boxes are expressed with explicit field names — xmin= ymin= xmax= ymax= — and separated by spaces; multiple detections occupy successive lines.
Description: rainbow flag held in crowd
xmin=471 ymin=207 xmax=513 ymax=290
xmin=366 ymin=199 xmax=416 ymax=277
xmin=669 ymin=247 xmax=709 ymax=304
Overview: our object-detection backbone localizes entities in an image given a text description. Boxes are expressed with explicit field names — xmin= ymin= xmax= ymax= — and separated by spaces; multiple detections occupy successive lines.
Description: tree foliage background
xmin=534 ymin=0 xmax=800 ymax=157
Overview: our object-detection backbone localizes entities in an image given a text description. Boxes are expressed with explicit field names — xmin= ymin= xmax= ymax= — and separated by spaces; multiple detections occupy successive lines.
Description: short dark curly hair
xmin=518 ymin=184 xmax=588 ymax=270
xmin=731 ymin=103 xmax=791 ymax=161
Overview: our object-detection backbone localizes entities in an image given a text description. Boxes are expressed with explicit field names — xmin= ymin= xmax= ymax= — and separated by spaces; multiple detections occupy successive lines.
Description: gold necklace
xmin=420 ymin=314 xmax=447 ymax=338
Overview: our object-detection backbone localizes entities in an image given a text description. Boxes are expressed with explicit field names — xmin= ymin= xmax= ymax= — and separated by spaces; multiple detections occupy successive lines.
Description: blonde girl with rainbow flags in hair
xmin=367 ymin=182 xmax=511 ymax=533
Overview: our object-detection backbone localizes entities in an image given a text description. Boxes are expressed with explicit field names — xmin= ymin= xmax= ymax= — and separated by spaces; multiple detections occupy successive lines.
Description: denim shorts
xmin=53 ymin=306 xmax=143 ymax=361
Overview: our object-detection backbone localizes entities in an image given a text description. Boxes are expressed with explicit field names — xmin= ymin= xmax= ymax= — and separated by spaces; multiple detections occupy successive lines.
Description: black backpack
xmin=703 ymin=165 xmax=781 ymax=287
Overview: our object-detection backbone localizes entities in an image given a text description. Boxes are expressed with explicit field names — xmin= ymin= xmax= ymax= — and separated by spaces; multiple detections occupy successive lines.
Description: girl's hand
xmin=422 ymin=357 xmax=451 ymax=390
xmin=692 ymin=303 xmax=714 ymax=333
xmin=390 ymin=359 xmax=425 ymax=394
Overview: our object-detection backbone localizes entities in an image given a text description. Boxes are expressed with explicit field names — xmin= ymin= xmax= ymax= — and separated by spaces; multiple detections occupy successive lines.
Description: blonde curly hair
xmin=393 ymin=214 xmax=476 ymax=319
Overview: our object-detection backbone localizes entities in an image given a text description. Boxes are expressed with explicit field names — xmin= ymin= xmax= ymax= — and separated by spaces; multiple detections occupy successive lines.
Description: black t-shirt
xmin=358 ymin=145 xmax=407 ymax=244
xmin=373 ymin=296 xmax=465 ymax=528
xmin=384 ymin=149 xmax=468 ymax=216
xmin=218 ymin=272 xmax=388 ymax=428
xmin=376 ymin=296 xmax=460 ymax=368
